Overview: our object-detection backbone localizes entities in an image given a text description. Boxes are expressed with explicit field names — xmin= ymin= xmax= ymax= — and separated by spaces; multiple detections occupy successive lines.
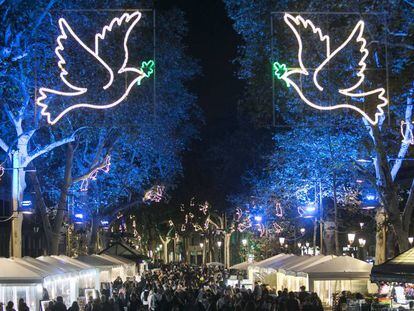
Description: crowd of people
xmin=1 ymin=263 xmax=325 ymax=311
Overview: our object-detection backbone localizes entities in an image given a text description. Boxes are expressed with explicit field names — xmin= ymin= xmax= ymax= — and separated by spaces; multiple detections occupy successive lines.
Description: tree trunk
xmin=88 ymin=214 xmax=100 ymax=254
xmin=10 ymin=151 xmax=26 ymax=257
xmin=375 ymin=208 xmax=387 ymax=264
xmin=332 ymin=176 xmax=340 ymax=255
xmin=323 ymin=221 xmax=336 ymax=255
xmin=161 ymin=238 xmax=170 ymax=263
xmin=50 ymin=143 xmax=74 ymax=255
xmin=313 ymin=219 xmax=317 ymax=255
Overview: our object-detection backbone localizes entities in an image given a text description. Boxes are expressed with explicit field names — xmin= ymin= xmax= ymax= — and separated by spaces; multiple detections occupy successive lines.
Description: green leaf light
xmin=273 ymin=61 xmax=289 ymax=87
xmin=138 ymin=60 xmax=155 ymax=85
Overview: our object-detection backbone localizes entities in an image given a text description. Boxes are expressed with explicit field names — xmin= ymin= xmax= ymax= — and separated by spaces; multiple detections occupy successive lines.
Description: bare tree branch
xmin=31 ymin=0 xmax=57 ymax=35
xmin=0 ymin=138 xmax=9 ymax=154
xmin=391 ymin=95 xmax=413 ymax=180
xmin=24 ymin=135 xmax=75 ymax=166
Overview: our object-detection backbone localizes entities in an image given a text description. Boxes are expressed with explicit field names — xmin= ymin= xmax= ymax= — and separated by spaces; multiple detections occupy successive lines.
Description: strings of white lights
xmin=36 ymin=11 xmax=147 ymax=125
xmin=143 ymin=185 xmax=165 ymax=203
xmin=277 ymin=13 xmax=388 ymax=126
xmin=80 ymin=155 xmax=111 ymax=191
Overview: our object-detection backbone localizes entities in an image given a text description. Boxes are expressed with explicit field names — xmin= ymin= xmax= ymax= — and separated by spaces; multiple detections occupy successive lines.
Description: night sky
xmin=160 ymin=0 xmax=245 ymax=209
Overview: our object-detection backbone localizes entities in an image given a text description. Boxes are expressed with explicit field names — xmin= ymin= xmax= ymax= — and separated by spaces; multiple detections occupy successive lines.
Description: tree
xmin=225 ymin=0 xmax=414 ymax=261
xmin=1 ymin=0 xmax=201 ymax=256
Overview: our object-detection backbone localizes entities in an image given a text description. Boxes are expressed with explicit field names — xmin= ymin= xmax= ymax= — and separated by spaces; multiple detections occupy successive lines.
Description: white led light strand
xmin=275 ymin=202 xmax=283 ymax=217
xmin=143 ymin=185 xmax=165 ymax=203
xmin=280 ymin=13 xmax=388 ymax=126
xmin=80 ymin=156 xmax=111 ymax=191
xmin=36 ymin=11 xmax=146 ymax=125
xmin=401 ymin=120 xmax=414 ymax=145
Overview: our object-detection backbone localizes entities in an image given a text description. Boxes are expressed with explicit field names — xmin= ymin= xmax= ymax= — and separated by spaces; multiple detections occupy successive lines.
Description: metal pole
xmin=319 ymin=180 xmax=323 ymax=255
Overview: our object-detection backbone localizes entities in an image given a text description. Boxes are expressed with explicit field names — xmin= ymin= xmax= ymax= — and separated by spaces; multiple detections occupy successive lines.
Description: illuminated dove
xmin=36 ymin=11 xmax=150 ymax=125
xmin=276 ymin=13 xmax=388 ymax=126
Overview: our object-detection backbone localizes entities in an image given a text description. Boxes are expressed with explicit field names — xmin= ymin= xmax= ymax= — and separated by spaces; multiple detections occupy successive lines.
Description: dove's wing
xmin=95 ymin=11 xmax=145 ymax=76
xmin=314 ymin=21 xmax=368 ymax=93
xmin=283 ymin=14 xmax=330 ymax=80
xmin=54 ymin=18 xmax=113 ymax=91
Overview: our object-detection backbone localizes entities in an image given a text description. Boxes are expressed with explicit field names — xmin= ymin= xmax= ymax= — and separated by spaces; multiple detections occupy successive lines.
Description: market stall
xmin=229 ymin=261 xmax=254 ymax=271
xmin=76 ymin=255 xmax=124 ymax=283
xmin=37 ymin=256 xmax=98 ymax=304
xmin=371 ymin=247 xmax=414 ymax=309
xmin=0 ymin=258 xmax=45 ymax=311
xmin=98 ymin=254 xmax=137 ymax=278
xmin=278 ymin=255 xmax=335 ymax=291
xmin=303 ymin=256 xmax=377 ymax=306
xmin=248 ymin=254 xmax=295 ymax=288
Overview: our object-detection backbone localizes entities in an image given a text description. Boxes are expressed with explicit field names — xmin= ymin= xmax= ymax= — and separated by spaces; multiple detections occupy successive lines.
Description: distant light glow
xmin=254 ymin=215 xmax=262 ymax=222
xmin=365 ymin=194 xmax=376 ymax=201
xmin=21 ymin=200 xmax=32 ymax=207
xmin=75 ymin=213 xmax=84 ymax=219
xmin=280 ymin=13 xmax=388 ymax=125
xmin=272 ymin=222 xmax=283 ymax=234
xmin=199 ymin=202 xmax=209 ymax=215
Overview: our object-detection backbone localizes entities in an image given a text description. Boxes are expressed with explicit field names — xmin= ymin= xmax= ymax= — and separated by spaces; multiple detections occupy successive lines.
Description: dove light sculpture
xmin=36 ymin=11 xmax=149 ymax=125
xmin=276 ymin=13 xmax=388 ymax=126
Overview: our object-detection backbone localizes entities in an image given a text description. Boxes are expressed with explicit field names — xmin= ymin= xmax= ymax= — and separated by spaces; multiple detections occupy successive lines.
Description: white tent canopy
xmin=304 ymin=256 xmax=372 ymax=280
xmin=0 ymin=258 xmax=44 ymax=284
xmin=229 ymin=261 xmax=254 ymax=270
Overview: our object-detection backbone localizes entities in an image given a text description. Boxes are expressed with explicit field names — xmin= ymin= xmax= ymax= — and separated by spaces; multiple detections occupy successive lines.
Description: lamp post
xmin=409 ymin=237 xmax=413 ymax=246
xmin=200 ymin=242 xmax=205 ymax=265
xmin=358 ymin=238 xmax=366 ymax=260
xmin=217 ymin=241 xmax=222 ymax=263
xmin=348 ymin=233 xmax=356 ymax=257
xmin=279 ymin=237 xmax=285 ymax=252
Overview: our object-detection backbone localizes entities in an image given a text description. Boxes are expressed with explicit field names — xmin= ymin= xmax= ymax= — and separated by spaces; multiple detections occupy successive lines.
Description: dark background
xmin=159 ymin=0 xmax=246 ymax=210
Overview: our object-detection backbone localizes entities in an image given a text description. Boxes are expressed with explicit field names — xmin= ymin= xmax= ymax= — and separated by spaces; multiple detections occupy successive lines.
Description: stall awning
xmin=371 ymin=247 xmax=414 ymax=283
xmin=37 ymin=256 xmax=83 ymax=273
xmin=284 ymin=255 xmax=335 ymax=276
xmin=0 ymin=258 xmax=44 ymax=284
xmin=76 ymin=255 xmax=122 ymax=269
xmin=304 ymin=256 xmax=373 ymax=280
xmin=15 ymin=257 xmax=65 ymax=278
xmin=229 ymin=261 xmax=255 ymax=270
xmin=252 ymin=253 xmax=294 ymax=269
xmin=99 ymin=242 xmax=149 ymax=263
xmin=52 ymin=255 xmax=95 ymax=270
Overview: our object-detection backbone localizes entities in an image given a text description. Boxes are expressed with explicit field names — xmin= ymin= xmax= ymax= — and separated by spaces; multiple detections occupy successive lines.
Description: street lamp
xmin=199 ymin=242 xmax=204 ymax=248
xmin=359 ymin=223 xmax=364 ymax=230
xmin=297 ymin=242 xmax=302 ymax=248
xmin=254 ymin=215 xmax=262 ymax=222
xmin=358 ymin=238 xmax=366 ymax=247
xmin=348 ymin=233 xmax=356 ymax=245
xmin=217 ymin=241 xmax=222 ymax=248
xmin=305 ymin=242 xmax=310 ymax=248
xmin=241 ymin=239 xmax=248 ymax=246
xmin=300 ymin=228 xmax=306 ymax=235
xmin=409 ymin=237 xmax=413 ymax=245
xmin=279 ymin=237 xmax=285 ymax=245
